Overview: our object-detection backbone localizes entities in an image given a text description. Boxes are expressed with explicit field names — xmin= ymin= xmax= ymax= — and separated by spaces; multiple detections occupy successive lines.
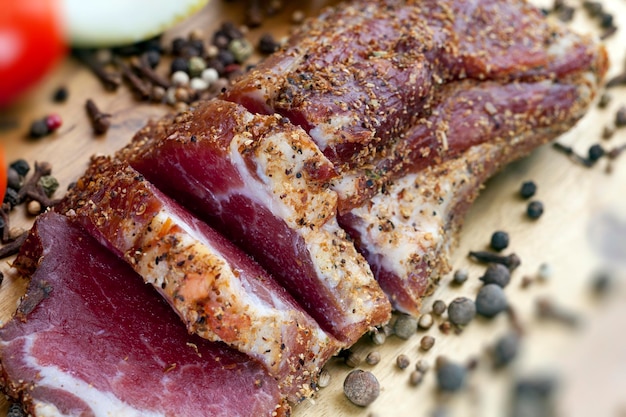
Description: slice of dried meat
xmin=223 ymin=0 xmax=608 ymax=210
xmin=57 ymin=157 xmax=340 ymax=402
xmin=119 ymin=99 xmax=391 ymax=344
xmin=0 ymin=212 xmax=286 ymax=417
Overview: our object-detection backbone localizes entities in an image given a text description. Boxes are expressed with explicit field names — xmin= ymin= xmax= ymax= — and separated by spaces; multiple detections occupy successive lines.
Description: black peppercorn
xmin=217 ymin=49 xmax=236 ymax=67
xmin=588 ymin=144 xmax=605 ymax=163
xmin=258 ymin=33 xmax=280 ymax=54
xmin=170 ymin=57 xmax=189 ymax=74
xmin=3 ymin=187 xmax=20 ymax=209
xmin=52 ymin=86 xmax=68 ymax=103
xmin=527 ymin=201 xmax=544 ymax=219
xmin=476 ymin=284 xmax=508 ymax=318
xmin=29 ymin=119 xmax=49 ymax=138
xmin=143 ymin=50 xmax=161 ymax=69
xmin=599 ymin=12 xmax=613 ymax=28
xmin=480 ymin=264 xmax=511 ymax=288
xmin=490 ymin=230 xmax=510 ymax=251
xmin=171 ymin=37 xmax=187 ymax=56
xmin=436 ymin=359 xmax=466 ymax=392
xmin=7 ymin=168 xmax=22 ymax=191
xmin=519 ymin=181 xmax=537 ymax=199
xmin=447 ymin=297 xmax=476 ymax=326
xmin=10 ymin=159 xmax=30 ymax=177
xmin=493 ymin=332 xmax=520 ymax=367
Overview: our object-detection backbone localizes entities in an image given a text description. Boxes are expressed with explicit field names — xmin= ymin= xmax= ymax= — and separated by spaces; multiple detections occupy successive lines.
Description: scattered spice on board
xmin=480 ymin=264 xmax=511 ymax=288
xmin=396 ymin=354 xmax=410 ymax=370
xmin=452 ymin=268 xmax=469 ymax=285
xmin=447 ymin=297 xmax=476 ymax=326
xmin=469 ymin=251 xmax=521 ymax=270
xmin=536 ymin=298 xmax=580 ymax=327
xmin=432 ymin=300 xmax=447 ymax=316
xmin=365 ymin=351 xmax=381 ymax=366
xmin=343 ymin=370 xmax=380 ymax=407
xmin=394 ymin=314 xmax=418 ymax=340
xmin=519 ymin=180 xmax=537 ymax=199
xmin=85 ymin=99 xmax=112 ymax=135
xmin=435 ymin=357 xmax=466 ymax=392
xmin=475 ymin=284 xmax=508 ymax=318
xmin=420 ymin=335 xmax=436 ymax=351
xmin=492 ymin=332 xmax=521 ymax=368
xmin=489 ymin=230 xmax=510 ymax=252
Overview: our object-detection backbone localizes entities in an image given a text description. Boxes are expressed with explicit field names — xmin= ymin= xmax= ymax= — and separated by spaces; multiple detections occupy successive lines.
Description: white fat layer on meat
xmin=228 ymin=129 xmax=378 ymax=324
xmin=308 ymin=114 xmax=354 ymax=152
xmin=349 ymin=169 xmax=457 ymax=279
xmin=19 ymin=338 xmax=163 ymax=417
xmin=329 ymin=171 xmax=360 ymax=203
xmin=133 ymin=209 xmax=321 ymax=375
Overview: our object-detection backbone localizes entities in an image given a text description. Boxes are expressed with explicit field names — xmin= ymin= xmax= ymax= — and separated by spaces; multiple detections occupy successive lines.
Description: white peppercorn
xmin=201 ymin=68 xmax=219 ymax=86
xmin=418 ymin=313 xmax=434 ymax=330
xmin=189 ymin=77 xmax=209 ymax=91
xmin=171 ymin=70 xmax=190 ymax=87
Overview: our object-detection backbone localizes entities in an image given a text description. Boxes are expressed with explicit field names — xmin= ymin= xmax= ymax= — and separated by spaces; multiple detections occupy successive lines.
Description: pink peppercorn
xmin=45 ymin=113 xmax=63 ymax=132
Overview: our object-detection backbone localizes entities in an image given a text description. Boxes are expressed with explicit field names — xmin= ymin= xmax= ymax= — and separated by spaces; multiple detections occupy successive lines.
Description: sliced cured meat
xmin=0 ymin=212 xmax=286 ymax=417
xmin=340 ymin=143 xmax=502 ymax=314
xmin=223 ymin=0 xmax=608 ymax=209
xmin=57 ymin=156 xmax=340 ymax=402
xmin=119 ymin=99 xmax=391 ymax=344
xmin=335 ymin=74 xmax=604 ymax=210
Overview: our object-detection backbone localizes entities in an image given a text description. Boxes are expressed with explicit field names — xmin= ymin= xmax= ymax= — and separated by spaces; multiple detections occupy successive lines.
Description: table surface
xmin=0 ymin=1 xmax=625 ymax=416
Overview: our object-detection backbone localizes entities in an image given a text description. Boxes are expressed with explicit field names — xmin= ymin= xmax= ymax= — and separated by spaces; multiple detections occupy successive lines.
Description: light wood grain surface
xmin=0 ymin=1 xmax=625 ymax=416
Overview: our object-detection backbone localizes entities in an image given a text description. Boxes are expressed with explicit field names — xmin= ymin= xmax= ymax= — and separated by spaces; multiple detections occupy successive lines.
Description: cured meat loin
xmin=336 ymin=46 xmax=606 ymax=314
xmin=0 ymin=212 xmax=286 ymax=417
xmin=223 ymin=0 xmax=608 ymax=210
xmin=57 ymin=156 xmax=340 ymax=402
xmin=341 ymin=143 xmax=513 ymax=314
xmin=119 ymin=99 xmax=391 ymax=344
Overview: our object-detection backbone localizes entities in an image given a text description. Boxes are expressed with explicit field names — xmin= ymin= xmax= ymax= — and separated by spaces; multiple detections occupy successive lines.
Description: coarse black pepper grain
xmin=490 ymin=231 xmax=510 ymax=252
xmin=476 ymin=284 xmax=508 ymax=318
xmin=588 ymin=144 xmax=605 ymax=163
xmin=52 ymin=85 xmax=69 ymax=102
xmin=170 ymin=57 xmax=189 ymax=75
xmin=29 ymin=118 xmax=49 ymax=139
xmin=480 ymin=263 xmax=511 ymax=288
xmin=9 ymin=159 xmax=30 ymax=177
xmin=343 ymin=370 xmax=380 ymax=407
xmin=143 ymin=50 xmax=161 ymax=69
xmin=258 ymin=33 xmax=280 ymax=54
xmin=492 ymin=332 xmax=520 ymax=367
xmin=447 ymin=297 xmax=476 ymax=326
xmin=7 ymin=168 xmax=22 ymax=191
xmin=519 ymin=181 xmax=537 ymax=199
xmin=436 ymin=359 xmax=466 ymax=392
xmin=526 ymin=201 xmax=544 ymax=219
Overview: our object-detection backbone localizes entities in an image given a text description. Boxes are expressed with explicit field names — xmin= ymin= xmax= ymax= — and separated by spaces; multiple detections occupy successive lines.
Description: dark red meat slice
xmin=222 ymin=0 xmax=608 ymax=209
xmin=0 ymin=212 xmax=286 ymax=417
xmin=119 ymin=99 xmax=391 ymax=345
xmin=57 ymin=157 xmax=341 ymax=402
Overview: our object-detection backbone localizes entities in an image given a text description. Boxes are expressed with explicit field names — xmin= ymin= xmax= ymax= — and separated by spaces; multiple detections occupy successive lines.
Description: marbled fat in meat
xmin=57 ymin=157 xmax=340 ymax=402
xmin=0 ymin=212 xmax=286 ymax=417
xmin=119 ymin=100 xmax=391 ymax=345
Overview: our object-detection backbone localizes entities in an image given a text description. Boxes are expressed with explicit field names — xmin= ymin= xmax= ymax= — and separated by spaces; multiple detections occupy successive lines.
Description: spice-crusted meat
xmin=223 ymin=0 xmax=608 ymax=210
xmin=0 ymin=212 xmax=286 ymax=417
xmin=57 ymin=156 xmax=340 ymax=403
xmin=118 ymin=99 xmax=391 ymax=345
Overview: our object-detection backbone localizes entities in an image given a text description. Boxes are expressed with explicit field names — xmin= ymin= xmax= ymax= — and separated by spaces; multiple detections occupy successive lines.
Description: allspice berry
xmin=343 ymin=370 xmax=380 ymax=407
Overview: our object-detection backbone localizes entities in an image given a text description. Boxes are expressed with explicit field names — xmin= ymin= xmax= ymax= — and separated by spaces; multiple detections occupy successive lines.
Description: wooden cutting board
xmin=0 ymin=1 xmax=625 ymax=416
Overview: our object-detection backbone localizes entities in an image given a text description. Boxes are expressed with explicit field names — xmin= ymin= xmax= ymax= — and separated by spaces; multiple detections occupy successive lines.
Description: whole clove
xmin=114 ymin=57 xmax=151 ymax=100
xmin=85 ymin=99 xmax=112 ymax=135
xmin=73 ymin=49 xmax=122 ymax=91
xmin=469 ymin=251 xmax=521 ymax=270
xmin=536 ymin=298 xmax=580 ymax=327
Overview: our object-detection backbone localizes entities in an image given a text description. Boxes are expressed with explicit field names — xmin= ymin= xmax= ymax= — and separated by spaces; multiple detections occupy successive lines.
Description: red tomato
xmin=0 ymin=145 xmax=6 ymax=204
xmin=0 ymin=0 xmax=67 ymax=107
